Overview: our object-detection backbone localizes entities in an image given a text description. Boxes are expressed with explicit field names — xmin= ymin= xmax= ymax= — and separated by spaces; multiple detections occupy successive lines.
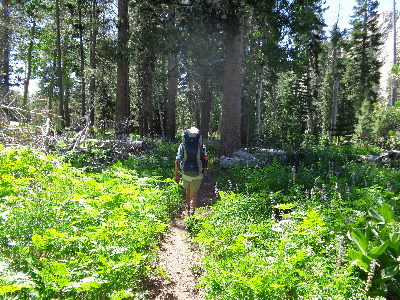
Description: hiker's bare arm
xmin=174 ymin=159 xmax=180 ymax=184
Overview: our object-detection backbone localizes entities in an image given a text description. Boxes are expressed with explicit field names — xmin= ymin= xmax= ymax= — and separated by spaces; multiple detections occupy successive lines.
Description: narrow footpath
xmin=146 ymin=173 xmax=216 ymax=300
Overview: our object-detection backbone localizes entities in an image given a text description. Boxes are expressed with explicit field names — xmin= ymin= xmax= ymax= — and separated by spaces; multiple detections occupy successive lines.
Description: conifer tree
xmin=344 ymin=0 xmax=382 ymax=141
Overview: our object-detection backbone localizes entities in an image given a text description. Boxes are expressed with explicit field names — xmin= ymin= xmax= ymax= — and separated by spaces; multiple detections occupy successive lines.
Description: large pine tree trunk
xmin=392 ymin=0 xmax=397 ymax=106
xmin=64 ymin=85 xmax=71 ymax=127
xmin=115 ymin=0 xmax=130 ymax=136
xmin=200 ymin=79 xmax=212 ymax=139
xmin=89 ymin=0 xmax=98 ymax=128
xmin=219 ymin=20 xmax=243 ymax=156
xmin=48 ymin=51 xmax=57 ymax=112
xmin=23 ymin=21 xmax=36 ymax=110
xmin=166 ymin=4 xmax=178 ymax=140
xmin=138 ymin=65 xmax=154 ymax=136
xmin=0 ymin=0 xmax=10 ymax=103
xmin=78 ymin=0 xmax=86 ymax=119
xmin=167 ymin=53 xmax=178 ymax=139
xmin=330 ymin=79 xmax=339 ymax=141
xmin=255 ymin=17 xmax=268 ymax=136
xmin=137 ymin=3 xmax=155 ymax=137
xmin=56 ymin=0 xmax=65 ymax=129
xmin=330 ymin=32 xmax=339 ymax=142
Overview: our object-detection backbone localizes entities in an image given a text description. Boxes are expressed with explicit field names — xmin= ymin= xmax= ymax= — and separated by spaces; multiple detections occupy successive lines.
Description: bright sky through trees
xmin=324 ymin=0 xmax=395 ymax=30
xmin=14 ymin=0 xmax=395 ymax=96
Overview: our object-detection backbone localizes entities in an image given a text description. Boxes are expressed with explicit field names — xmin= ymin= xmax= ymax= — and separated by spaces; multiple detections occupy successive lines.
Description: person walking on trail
xmin=174 ymin=127 xmax=209 ymax=214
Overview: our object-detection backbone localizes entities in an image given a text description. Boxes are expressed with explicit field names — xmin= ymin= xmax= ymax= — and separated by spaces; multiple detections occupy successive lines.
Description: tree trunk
xmin=64 ymin=85 xmax=71 ymax=127
xmin=156 ymin=86 xmax=165 ymax=139
xmin=200 ymin=79 xmax=212 ymax=139
xmin=48 ymin=51 xmax=57 ymax=112
xmin=23 ymin=21 xmax=36 ymax=111
xmin=392 ymin=0 xmax=397 ymax=106
xmin=0 ymin=0 xmax=10 ymax=103
xmin=78 ymin=0 xmax=86 ymax=118
xmin=62 ymin=57 xmax=70 ymax=127
xmin=255 ymin=17 xmax=268 ymax=136
xmin=139 ymin=66 xmax=154 ymax=136
xmin=89 ymin=0 xmax=98 ymax=128
xmin=330 ymin=79 xmax=339 ymax=141
xmin=255 ymin=61 xmax=264 ymax=136
xmin=166 ymin=4 xmax=178 ymax=140
xmin=167 ymin=53 xmax=178 ymax=139
xmin=219 ymin=18 xmax=243 ymax=156
xmin=56 ymin=0 xmax=65 ymax=129
xmin=305 ymin=72 xmax=315 ymax=135
xmin=115 ymin=0 xmax=130 ymax=136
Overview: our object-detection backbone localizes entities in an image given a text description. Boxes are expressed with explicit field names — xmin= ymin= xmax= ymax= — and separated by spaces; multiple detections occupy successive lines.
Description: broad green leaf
xmin=348 ymin=249 xmax=371 ymax=271
xmin=380 ymin=203 xmax=395 ymax=223
xmin=391 ymin=233 xmax=400 ymax=244
xmin=368 ymin=208 xmax=385 ymax=223
xmin=0 ymin=284 xmax=32 ymax=295
xmin=370 ymin=242 xmax=389 ymax=259
xmin=388 ymin=281 xmax=400 ymax=296
xmin=348 ymin=229 xmax=368 ymax=255
xmin=381 ymin=265 xmax=399 ymax=279
xmin=389 ymin=233 xmax=400 ymax=251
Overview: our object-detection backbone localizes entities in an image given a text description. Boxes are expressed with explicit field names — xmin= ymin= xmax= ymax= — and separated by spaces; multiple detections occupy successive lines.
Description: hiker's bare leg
xmin=186 ymin=189 xmax=191 ymax=207
xmin=190 ymin=190 xmax=198 ymax=212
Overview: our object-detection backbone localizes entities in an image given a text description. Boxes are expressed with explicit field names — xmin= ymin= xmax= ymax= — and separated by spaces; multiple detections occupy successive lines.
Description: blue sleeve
xmin=176 ymin=144 xmax=183 ymax=161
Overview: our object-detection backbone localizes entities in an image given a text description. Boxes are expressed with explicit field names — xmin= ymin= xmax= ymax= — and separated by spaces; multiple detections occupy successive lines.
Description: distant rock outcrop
xmin=378 ymin=11 xmax=399 ymax=102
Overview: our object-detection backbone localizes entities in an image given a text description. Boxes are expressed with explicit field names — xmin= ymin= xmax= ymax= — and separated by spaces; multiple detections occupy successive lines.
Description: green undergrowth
xmin=188 ymin=145 xmax=400 ymax=299
xmin=0 ymin=143 xmax=183 ymax=299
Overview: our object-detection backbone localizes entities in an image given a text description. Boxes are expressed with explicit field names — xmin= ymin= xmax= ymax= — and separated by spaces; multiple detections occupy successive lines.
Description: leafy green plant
xmin=348 ymin=203 xmax=400 ymax=297
xmin=0 ymin=144 xmax=183 ymax=299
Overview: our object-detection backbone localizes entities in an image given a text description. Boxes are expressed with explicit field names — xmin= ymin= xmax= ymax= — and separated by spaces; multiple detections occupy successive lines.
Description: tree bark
xmin=23 ymin=21 xmax=36 ymax=110
xmin=56 ymin=0 xmax=65 ymax=129
xmin=89 ymin=0 xmax=98 ymax=128
xmin=392 ymin=0 xmax=397 ymax=106
xmin=64 ymin=84 xmax=71 ymax=127
xmin=48 ymin=51 xmax=57 ymax=112
xmin=156 ymin=87 xmax=165 ymax=139
xmin=137 ymin=3 xmax=155 ymax=137
xmin=167 ymin=54 xmax=178 ymax=139
xmin=219 ymin=17 xmax=243 ymax=156
xmin=0 ymin=0 xmax=10 ymax=103
xmin=330 ymin=79 xmax=339 ymax=141
xmin=78 ymin=0 xmax=86 ymax=118
xmin=166 ymin=4 xmax=178 ymax=140
xmin=330 ymin=27 xmax=339 ymax=142
xmin=200 ymin=79 xmax=212 ymax=139
xmin=255 ymin=16 xmax=268 ymax=136
xmin=115 ymin=0 xmax=130 ymax=136
xmin=138 ymin=64 xmax=154 ymax=136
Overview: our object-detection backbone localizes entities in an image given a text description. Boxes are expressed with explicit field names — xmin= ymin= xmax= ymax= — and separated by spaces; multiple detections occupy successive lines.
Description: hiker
xmin=174 ymin=127 xmax=208 ymax=214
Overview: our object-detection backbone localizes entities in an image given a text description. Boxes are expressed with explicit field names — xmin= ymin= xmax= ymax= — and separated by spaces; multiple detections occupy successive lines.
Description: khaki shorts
xmin=182 ymin=177 xmax=202 ymax=191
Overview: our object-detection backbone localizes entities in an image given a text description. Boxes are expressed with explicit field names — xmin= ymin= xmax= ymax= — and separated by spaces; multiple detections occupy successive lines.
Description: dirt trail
xmin=146 ymin=173 xmax=216 ymax=300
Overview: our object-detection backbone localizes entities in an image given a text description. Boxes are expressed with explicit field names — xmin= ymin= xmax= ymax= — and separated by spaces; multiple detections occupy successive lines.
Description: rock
xmin=220 ymin=149 xmax=281 ymax=168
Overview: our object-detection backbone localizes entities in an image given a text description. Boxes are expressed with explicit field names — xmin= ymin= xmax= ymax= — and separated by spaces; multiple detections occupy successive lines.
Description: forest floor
xmin=146 ymin=173 xmax=216 ymax=300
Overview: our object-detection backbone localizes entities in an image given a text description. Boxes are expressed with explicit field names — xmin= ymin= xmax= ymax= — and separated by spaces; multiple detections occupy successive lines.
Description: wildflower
xmin=365 ymin=259 xmax=379 ymax=292
xmin=214 ymin=184 xmax=219 ymax=196
xmin=336 ymin=235 xmax=345 ymax=267
xmin=321 ymin=184 xmax=328 ymax=202
xmin=228 ymin=180 xmax=233 ymax=192
xmin=334 ymin=182 xmax=339 ymax=192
